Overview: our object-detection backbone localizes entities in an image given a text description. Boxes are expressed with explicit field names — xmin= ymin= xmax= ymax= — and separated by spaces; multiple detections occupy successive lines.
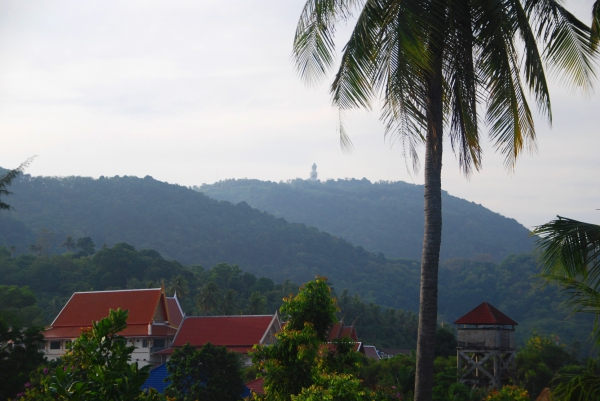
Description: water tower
xmin=454 ymin=302 xmax=517 ymax=388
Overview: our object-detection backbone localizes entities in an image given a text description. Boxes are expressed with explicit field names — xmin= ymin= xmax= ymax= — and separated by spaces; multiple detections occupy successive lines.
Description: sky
xmin=0 ymin=0 xmax=598 ymax=229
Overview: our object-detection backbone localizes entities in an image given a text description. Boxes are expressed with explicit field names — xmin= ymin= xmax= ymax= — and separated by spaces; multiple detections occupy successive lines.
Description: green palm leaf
xmin=0 ymin=157 xmax=35 ymax=211
xmin=534 ymin=217 xmax=600 ymax=280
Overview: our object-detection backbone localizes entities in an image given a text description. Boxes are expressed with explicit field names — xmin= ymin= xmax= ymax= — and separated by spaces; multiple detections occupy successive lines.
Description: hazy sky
xmin=0 ymin=0 xmax=598 ymax=229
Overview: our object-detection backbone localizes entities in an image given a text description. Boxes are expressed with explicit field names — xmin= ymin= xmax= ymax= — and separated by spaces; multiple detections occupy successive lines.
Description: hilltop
xmin=198 ymin=178 xmax=534 ymax=261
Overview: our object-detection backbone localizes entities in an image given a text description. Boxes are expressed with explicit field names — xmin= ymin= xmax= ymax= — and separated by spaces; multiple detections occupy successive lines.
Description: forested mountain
xmin=0 ymin=172 xmax=590 ymax=349
xmin=0 ymin=173 xmax=420 ymax=309
xmin=197 ymin=179 xmax=534 ymax=261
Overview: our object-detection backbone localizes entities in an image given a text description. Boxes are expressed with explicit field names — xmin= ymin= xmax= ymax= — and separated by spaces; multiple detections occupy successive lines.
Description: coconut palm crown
xmin=293 ymin=1 xmax=597 ymax=400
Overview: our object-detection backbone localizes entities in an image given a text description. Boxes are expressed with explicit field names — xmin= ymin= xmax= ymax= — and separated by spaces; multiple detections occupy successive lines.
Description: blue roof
xmin=141 ymin=363 xmax=251 ymax=397
xmin=141 ymin=364 xmax=170 ymax=394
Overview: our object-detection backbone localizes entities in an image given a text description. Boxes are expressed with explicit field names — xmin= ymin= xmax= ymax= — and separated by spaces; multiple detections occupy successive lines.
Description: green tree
xmin=252 ymin=276 xmax=360 ymax=401
xmin=293 ymin=2 xmax=597 ymax=400
xmin=291 ymin=373 xmax=371 ymax=401
xmin=197 ymin=281 xmax=221 ymax=315
xmin=247 ymin=291 xmax=267 ymax=315
xmin=0 ymin=320 xmax=44 ymax=400
xmin=167 ymin=274 xmax=190 ymax=299
xmin=76 ymin=237 xmax=96 ymax=257
xmin=165 ymin=342 xmax=244 ymax=401
xmin=222 ymin=289 xmax=239 ymax=315
xmin=253 ymin=325 xmax=321 ymax=401
xmin=22 ymin=308 xmax=152 ymax=401
xmin=280 ymin=276 xmax=338 ymax=341
xmin=60 ymin=235 xmax=77 ymax=252
xmin=0 ymin=285 xmax=42 ymax=327
xmin=0 ymin=158 xmax=34 ymax=211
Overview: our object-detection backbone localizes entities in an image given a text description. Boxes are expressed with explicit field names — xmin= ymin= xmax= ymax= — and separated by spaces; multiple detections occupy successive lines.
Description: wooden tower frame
xmin=454 ymin=302 xmax=518 ymax=388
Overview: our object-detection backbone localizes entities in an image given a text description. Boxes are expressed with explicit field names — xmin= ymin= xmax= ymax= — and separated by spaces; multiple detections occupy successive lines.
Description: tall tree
xmin=197 ymin=281 xmax=220 ymax=315
xmin=0 ymin=158 xmax=34 ymax=211
xmin=60 ymin=235 xmax=77 ymax=252
xmin=165 ymin=342 xmax=245 ymax=401
xmin=0 ymin=321 xmax=44 ymax=400
xmin=293 ymin=1 xmax=597 ymax=400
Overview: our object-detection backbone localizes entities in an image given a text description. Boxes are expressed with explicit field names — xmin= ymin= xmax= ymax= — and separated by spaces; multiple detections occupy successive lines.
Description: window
xmin=142 ymin=339 xmax=148 ymax=348
xmin=50 ymin=341 xmax=61 ymax=350
xmin=154 ymin=339 xmax=165 ymax=349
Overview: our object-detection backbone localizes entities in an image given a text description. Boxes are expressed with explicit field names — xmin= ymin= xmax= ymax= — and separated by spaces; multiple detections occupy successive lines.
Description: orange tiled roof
xmin=172 ymin=315 xmax=276 ymax=348
xmin=245 ymin=378 xmax=265 ymax=395
xmin=44 ymin=288 xmax=174 ymax=339
xmin=327 ymin=322 xmax=343 ymax=341
xmin=327 ymin=320 xmax=358 ymax=342
xmin=166 ymin=297 xmax=184 ymax=327
xmin=44 ymin=324 xmax=155 ymax=339
xmin=339 ymin=325 xmax=358 ymax=341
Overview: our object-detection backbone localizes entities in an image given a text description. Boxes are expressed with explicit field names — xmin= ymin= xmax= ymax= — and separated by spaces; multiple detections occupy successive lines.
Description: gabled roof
xmin=245 ymin=378 xmax=265 ymax=395
xmin=454 ymin=302 xmax=518 ymax=326
xmin=363 ymin=345 xmax=380 ymax=359
xmin=327 ymin=320 xmax=358 ymax=342
xmin=166 ymin=296 xmax=184 ymax=327
xmin=44 ymin=288 xmax=175 ymax=339
xmin=171 ymin=314 xmax=280 ymax=352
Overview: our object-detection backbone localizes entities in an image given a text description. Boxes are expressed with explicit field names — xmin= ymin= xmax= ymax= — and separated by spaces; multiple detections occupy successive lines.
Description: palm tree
xmin=0 ymin=157 xmax=34 ymax=211
xmin=293 ymin=1 xmax=597 ymax=399
xmin=222 ymin=289 xmax=239 ymax=315
xmin=196 ymin=281 xmax=220 ymax=316
xmin=247 ymin=291 xmax=266 ymax=315
xmin=60 ymin=235 xmax=77 ymax=252
xmin=534 ymin=217 xmax=600 ymax=399
xmin=167 ymin=275 xmax=190 ymax=299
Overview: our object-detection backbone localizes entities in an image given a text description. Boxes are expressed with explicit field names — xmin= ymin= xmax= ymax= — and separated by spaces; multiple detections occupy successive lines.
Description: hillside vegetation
xmin=198 ymin=178 xmax=534 ymax=261
xmin=0 ymin=173 xmax=591 ymax=348
xmin=0 ymin=244 xmax=591 ymax=350
xmin=0 ymin=174 xmax=420 ymax=308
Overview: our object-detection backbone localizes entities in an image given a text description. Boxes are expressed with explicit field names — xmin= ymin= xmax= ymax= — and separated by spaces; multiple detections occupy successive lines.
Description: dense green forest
xmin=0 ymin=174 xmax=422 ymax=299
xmin=197 ymin=178 xmax=534 ymax=261
xmin=0 ymin=243 xmax=592 ymax=351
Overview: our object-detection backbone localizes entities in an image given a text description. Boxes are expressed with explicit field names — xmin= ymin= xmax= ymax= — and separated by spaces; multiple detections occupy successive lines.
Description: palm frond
xmin=541 ymin=274 xmax=600 ymax=316
xmin=552 ymin=370 xmax=600 ymax=400
xmin=526 ymin=0 xmax=598 ymax=92
xmin=293 ymin=0 xmax=366 ymax=86
xmin=330 ymin=0 xmax=383 ymax=111
xmin=476 ymin=0 xmax=536 ymax=170
xmin=378 ymin=0 xmax=429 ymax=171
xmin=0 ymin=157 xmax=35 ymax=210
xmin=534 ymin=217 xmax=600 ymax=280
xmin=511 ymin=0 xmax=552 ymax=122
xmin=593 ymin=0 xmax=600 ymax=50
xmin=446 ymin=0 xmax=482 ymax=176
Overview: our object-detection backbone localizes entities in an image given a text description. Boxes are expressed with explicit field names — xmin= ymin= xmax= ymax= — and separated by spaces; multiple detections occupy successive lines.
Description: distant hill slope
xmin=0 ymin=173 xmax=590 ymax=347
xmin=0 ymin=174 xmax=420 ymax=310
xmin=198 ymin=179 xmax=534 ymax=261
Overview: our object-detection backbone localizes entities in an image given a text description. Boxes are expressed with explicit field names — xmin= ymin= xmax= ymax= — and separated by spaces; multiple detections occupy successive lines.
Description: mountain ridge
xmin=197 ymin=178 xmax=534 ymax=261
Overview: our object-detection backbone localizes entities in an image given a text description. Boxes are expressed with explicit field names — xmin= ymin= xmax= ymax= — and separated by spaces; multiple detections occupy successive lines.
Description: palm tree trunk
xmin=414 ymin=46 xmax=444 ymax=401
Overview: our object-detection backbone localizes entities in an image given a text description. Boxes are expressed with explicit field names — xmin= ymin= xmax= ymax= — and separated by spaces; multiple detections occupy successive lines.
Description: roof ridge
xmin=72 ymin=288 xmax=162 ymax=294
xmin=184 ymin=315 xmax=274 ymax=319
